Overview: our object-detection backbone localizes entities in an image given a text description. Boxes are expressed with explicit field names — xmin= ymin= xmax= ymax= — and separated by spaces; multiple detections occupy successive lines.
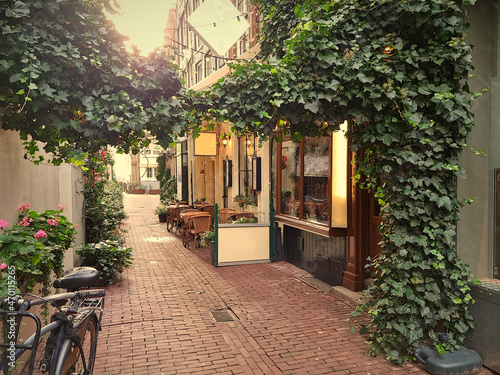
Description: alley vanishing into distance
xmin=93 ymin=194 xmax=427 ymax=374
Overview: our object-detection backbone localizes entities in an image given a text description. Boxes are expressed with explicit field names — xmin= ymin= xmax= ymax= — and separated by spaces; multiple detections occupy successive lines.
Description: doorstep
xmin=298 ymin=276 xmax=363 ymax=305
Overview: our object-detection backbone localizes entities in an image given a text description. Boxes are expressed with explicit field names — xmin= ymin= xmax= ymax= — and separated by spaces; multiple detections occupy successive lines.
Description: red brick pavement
xmin=93 ymin=194 xmax=428 ymax=374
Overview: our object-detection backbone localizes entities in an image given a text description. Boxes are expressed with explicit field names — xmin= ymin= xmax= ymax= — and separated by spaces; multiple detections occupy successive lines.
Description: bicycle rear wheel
xmin=55 ymin=313 xmax=97 ymax=375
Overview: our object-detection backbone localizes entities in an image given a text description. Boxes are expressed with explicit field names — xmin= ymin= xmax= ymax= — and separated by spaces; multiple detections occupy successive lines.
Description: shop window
xmin=238 ymin=135 xmax=257 ymax=205
xmin=146 ymin=167 xmax=157 ymax=179
xmin=276 ymin=123 xmax=348 ymax=230
xmin=195 ymin=61 xmax=203 ymax=83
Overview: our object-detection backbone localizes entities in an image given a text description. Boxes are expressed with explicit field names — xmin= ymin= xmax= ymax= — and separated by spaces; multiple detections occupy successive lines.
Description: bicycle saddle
xmin=53 ymin=267 xmax=99 ymax=290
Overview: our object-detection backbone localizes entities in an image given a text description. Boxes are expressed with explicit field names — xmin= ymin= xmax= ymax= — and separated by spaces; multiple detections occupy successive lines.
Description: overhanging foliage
xmin=0 ymin=0 xmax=182 ymax=164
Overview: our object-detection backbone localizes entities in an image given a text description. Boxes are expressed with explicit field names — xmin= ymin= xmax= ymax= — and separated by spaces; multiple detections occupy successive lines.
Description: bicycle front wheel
xmin=55 ymin=313 xmax=98 ymax=375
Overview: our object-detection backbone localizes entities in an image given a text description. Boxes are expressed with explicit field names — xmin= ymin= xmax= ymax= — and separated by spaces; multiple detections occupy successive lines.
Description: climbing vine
xmin=211 ymin=0 xmax=480 ymax=363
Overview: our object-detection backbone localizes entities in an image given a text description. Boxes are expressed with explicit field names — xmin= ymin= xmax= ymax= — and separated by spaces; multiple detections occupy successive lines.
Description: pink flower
xmin=18 ymin=217 xmax=33 ymax=226
xmin=47 ymin=219 xmax=59 ymax=226
xmin=35 ymin=230 xmax=48 ymax=239
xmin=0 ymin=220 xmax=8 ymax=229
xmin=19 ymin=203 xmax=31 ymax=211
xmin=57 ymin=204 xmax=67 ymax=211
xmin=0 ymin=263 xmax=7 ymax=270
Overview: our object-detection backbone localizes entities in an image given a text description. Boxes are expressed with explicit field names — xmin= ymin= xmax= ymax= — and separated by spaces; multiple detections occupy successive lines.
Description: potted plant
xmin=155 ymin=205 xmax=168 ymax=222
xmin=76 ymin=240 xmax=133 ymax=285
xmin=131 ymin=183 xmax=145 ymax=194
xmin=0 ymin=204 xmax=78 ymax=295
xmin=231 ymin=217 xmax=258 ymax=224
xmin=148 ymin=184 xmax=161 ymax=195
xmin=200 ymin=231 xmax=216 ymax=265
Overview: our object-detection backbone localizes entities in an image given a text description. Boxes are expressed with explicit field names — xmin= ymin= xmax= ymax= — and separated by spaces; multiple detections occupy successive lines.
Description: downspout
xmin=269 ymin=134 xmax=275 ymax=262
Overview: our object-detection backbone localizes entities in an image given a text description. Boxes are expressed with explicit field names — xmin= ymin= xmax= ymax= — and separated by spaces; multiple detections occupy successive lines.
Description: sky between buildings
xmin=107 ymin=0 xmax=177 ymax=56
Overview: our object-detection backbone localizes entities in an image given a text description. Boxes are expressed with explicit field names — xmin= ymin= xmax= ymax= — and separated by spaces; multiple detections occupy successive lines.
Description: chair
xmin=202 ymin=205 xmax=215 ymax=226
xmin=176 ymin=209 xmax=200 ymax=234
xmin=183 ymin=215 xmax=212 ymax=250
xmin=218 ymin=209 xmax=236 ymax=224
xmin=167 ymin=207 xmax=182 ymax=232
xmin=227 ymin=212 xmax=256 ymax=223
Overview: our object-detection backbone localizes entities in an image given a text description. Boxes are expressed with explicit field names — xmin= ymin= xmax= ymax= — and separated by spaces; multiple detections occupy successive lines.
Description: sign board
xmin=187 ymin=0 xmax=250 ymax=57
xmin=194 ymin=133 xmax=218 ymax=156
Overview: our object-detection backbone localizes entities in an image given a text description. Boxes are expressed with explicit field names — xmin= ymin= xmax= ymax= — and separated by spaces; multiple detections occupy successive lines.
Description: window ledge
xmin=275 ymin=214 xmax=347 ymax=237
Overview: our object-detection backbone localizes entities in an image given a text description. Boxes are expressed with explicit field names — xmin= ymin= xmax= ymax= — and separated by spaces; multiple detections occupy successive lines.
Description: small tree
xmin=156 ymin=154 xmax=177 ymax=202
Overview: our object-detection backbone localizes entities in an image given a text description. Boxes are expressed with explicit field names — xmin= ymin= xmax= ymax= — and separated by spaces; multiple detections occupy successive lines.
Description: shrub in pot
xmin=155 ymin=205 xmax=168 ymax=222
xmin=76 ymin=240 xmax=133 ymax=284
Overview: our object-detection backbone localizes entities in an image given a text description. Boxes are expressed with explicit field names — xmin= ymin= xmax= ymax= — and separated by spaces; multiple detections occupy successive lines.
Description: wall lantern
xmin=252 ymin=156 xmax=261 ymax=191
xmin=222 ymin=135 xmax=229 ymax=147
xmin=224 ymin=159 xmax=232 ymax=187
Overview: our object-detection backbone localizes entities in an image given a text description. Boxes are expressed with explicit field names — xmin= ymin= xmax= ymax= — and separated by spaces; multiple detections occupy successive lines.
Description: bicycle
xmin=0 ymin=267 xmax=105 ymax=375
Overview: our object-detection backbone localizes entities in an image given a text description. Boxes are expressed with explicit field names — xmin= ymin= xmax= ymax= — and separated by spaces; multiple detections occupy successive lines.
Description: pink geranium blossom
xmin=35 ymin=230 xmax=48 ymax=239
xmin=0 ymin=220 xmax=8 ymax=229
xmin=0 ymin=263 xmax=7 ymax=270
xmin=18 ymin=217 xmax=33 ymax=226
xmin=57 ymin=204 xmax=67 ymax=211
xmin=47 ymin=219 xmax=59 ymax=226
xmin=19 ymin=203 xmax=31 ymax=211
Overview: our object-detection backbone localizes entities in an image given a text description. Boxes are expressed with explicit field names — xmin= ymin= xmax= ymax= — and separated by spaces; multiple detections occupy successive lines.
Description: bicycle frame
xmin=0 ymin=290 xmax=104 ymax=375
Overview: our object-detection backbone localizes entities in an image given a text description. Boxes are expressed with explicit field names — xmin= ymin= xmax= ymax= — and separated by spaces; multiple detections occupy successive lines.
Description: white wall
xmin=458 ymin=0 xmax=498 ymax=278
xmin=0 ymin=128 xmax=84 ymax=269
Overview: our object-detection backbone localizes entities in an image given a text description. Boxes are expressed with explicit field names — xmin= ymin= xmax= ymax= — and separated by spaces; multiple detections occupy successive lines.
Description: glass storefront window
xmin=302 ymin=137 xmax=329 ymax=223
xmin=280 ymin=140 xmax=300 ymax=218
xmin=276 ymin=123 xmax=348 ymax=230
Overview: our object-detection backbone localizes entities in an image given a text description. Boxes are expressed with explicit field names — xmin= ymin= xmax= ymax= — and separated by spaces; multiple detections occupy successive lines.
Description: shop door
xmin=368 ymin=192 xmax=383 ymax=264
xmin=495 ymin=169 xmax=500 ymax=279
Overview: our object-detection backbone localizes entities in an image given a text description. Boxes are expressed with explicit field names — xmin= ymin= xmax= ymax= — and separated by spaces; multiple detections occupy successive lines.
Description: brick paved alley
xmin=93 ymin=194 xmax=428 ymax=374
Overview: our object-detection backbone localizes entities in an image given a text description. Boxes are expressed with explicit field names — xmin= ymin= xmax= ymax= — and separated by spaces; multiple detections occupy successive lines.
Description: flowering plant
xmin=76 ymin=240 xmax=133 ymax=284
xmin=154 ymin=205 xmax=168 ymax=215
xmin=0 ymin=204 xmax=78 ymax=296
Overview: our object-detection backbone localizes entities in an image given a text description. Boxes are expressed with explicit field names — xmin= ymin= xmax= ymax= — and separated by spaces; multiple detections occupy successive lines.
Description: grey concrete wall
xmin=0 ymin=128 xmax=84 ymax=269
xmin=458 ymin=0 xmax=498 ymax=278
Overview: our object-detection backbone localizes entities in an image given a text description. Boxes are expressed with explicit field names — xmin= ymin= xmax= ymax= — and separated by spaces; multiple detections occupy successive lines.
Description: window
xmin=237 ymin=135 xmax=257 ymax=205
xmin=146 ymin=167 xmax=157 ymax=179
xmin=276 ymin=124 xmax=348 ymax=230
xmin=195 ymin=61 xmax=203 ymax=83
xmin=238 ymin=135 xmax=253 ymax=195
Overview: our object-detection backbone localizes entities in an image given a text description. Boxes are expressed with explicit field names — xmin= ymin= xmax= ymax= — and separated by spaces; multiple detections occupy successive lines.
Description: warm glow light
xmin=331 ymin=121 xmax=348 ymax=228
xmin=107 ymin=0 xmax=176 ymax=56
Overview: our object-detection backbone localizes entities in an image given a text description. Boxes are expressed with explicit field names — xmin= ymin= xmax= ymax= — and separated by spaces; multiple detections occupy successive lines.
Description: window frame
xmin=275 ymin=135 xmax=349 ymax=237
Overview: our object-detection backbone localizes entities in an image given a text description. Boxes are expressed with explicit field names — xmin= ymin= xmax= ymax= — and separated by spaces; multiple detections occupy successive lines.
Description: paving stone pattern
xmin=92 ymin=194 xmax=430 ymax=374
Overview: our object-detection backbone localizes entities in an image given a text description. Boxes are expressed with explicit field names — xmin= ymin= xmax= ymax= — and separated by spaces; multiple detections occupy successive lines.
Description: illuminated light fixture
xmin=222 ymin=135 xmax=229 ymax=147
xmin=246 ymin=136 xmax=252 ymax=147
xmin=187 ymin=0 xmax=250 ymax=57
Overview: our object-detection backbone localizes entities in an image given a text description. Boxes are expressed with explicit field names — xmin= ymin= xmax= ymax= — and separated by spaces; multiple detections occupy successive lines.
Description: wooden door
xmin=368 ymin=192 xmax=383 ymax=268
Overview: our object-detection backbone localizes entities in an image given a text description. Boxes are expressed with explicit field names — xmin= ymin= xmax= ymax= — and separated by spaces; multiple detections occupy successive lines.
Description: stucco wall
xmin=458 ymin=0 xmax=498 ymax=278
xmin=0 ymin=128 xmax=84 ymax=270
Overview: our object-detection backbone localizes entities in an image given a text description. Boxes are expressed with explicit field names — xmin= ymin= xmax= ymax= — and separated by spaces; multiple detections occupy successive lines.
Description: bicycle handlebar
xmin=0 ymin=289 xmax=105 ymax=308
